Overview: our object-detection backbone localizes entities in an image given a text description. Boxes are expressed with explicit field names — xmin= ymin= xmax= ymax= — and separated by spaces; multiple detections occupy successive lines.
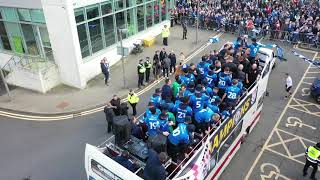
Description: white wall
xmin=41 ymin=0 xmax=86 ymax=89
xmin=0 ymin=0 xmax=42 ymax=9
xmin=0 ymin=52 xmax=12 ymax=69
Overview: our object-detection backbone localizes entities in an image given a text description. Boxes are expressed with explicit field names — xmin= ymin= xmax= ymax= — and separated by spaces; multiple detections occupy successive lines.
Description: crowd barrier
xmin=172 ymin=15 xmax=320 ymax=49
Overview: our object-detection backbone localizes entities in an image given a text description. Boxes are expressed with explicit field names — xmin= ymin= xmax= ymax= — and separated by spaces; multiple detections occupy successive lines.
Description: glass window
xmin=137 ymin=5 xmax=145 ymax=32
xmin=126 ymin=0 xmax=133 ymax=7
xmin=115 ymin=11 xmax=126 ymax=39
xmin=161 ymin=0 xmax=167 ymax=21
xmin=39 ymin=27 xmax=51 ymax=47
xmin=21 ymin=24 xmax=39 ymax=55
xmin=217 ymin=120 xmax=243 ymax=161
xmin=146 ymin=2 xmax=153 ymax=28
xmin=154 ymin=1 xmax=160 ymax=24
xmin=30 ymin=9 xmax=45 ymax=23
xmin=0 ymin=21 xmax=11 ymax=50
xmin=101 ymin=2 xmax=112 ymax=15
xmin=6 ymin=22 xmax=25 ymax=53
xmin=126 ymin=9 xmax=136 ymax=37
xmin=0 ymin=9 xmax=2 ymax=19
xmin=137 ymin=0 xmax=144 ymax=4
xmin=103 ymin=15 xmax=116 ymax=47
xmin=88 ymin=19 xmax=103 ymax=53
xmin=77 ymin=24 xmax=90 ymax=58
xmin=75 ymin=8 xmax=84 ymax=23
xmin=3 ymin=7 xmax=18 ymax=22
xmin=115 ymin=0 xmax=125 ymax=11
xmin=86 ymin=5 xmax=99 ymax=20
xmin=17 ymin=9 xmax=31 ymax=22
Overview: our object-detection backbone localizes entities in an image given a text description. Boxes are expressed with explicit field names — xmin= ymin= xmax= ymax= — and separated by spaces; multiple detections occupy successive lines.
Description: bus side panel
xmin=85 ymin=144 xmax=143 ymax=180
xmin=206 ymin=109 xmax=262 ymax=180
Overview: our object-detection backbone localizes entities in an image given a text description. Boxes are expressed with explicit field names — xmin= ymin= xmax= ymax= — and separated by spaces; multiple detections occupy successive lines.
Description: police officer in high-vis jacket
xmin=303 ymin=142 xmax=320 ymax=180
xmin=137 ymin=59 xmax=146 ymax=88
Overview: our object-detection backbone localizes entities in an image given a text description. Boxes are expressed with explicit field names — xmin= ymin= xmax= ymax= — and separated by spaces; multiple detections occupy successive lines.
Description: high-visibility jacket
xmin=127 ymin=93 xmax=140 ymax=104
xmin=306 ymin=146 xmax=320 ymax=163
xmin=144 ymin=61 xmax=152 ymax=69
xmin=138 ymin=64 xmax=146 ymax=73
xmin=161 ymin=28 xmax=170 ymax=38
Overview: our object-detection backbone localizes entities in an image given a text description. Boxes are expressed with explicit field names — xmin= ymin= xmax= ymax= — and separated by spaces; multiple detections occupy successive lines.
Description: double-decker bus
xmin=84 ymin=42 xmax=276 ymax=180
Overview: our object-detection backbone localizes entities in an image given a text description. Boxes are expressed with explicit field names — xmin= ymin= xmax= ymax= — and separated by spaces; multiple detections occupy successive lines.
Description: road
xmin=0 ymin=33 xmax=317 ymax=180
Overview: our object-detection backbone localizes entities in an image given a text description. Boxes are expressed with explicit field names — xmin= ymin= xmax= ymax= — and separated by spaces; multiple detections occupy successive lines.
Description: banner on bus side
xmin=208 ymin=87 xmax=258 ymax=155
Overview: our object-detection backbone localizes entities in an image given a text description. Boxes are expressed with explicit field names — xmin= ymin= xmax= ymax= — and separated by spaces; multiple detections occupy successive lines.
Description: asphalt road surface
xmin=0 ymin=33 xmax=317 ymax=180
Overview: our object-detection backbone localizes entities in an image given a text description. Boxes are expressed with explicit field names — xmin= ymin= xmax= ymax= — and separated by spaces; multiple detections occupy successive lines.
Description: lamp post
xmin=196 ymin=0 xmax=200 ymax=45
xmin=117 ymin=28 xmax=128 ymax=89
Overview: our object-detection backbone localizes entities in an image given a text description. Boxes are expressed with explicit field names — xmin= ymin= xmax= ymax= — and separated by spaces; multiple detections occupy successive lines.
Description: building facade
xmin=0 ymin=0 xmax=172 ymax=92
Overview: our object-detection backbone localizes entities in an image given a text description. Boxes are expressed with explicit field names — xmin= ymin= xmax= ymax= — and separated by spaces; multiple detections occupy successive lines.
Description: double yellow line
xmin=0 ymin=33 xmax=224 ymax=121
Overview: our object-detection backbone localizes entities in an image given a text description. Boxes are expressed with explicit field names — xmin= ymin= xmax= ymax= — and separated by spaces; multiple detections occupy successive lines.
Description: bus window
xmin=217 ymin=120 xmax=243 ymax=161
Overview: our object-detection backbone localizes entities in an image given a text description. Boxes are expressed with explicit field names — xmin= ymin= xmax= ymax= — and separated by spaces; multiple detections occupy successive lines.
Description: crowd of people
xmin=130 ymin=36 xmax=263 ymax=163
xmin=171 ymin=0 xmax=320 ymax=47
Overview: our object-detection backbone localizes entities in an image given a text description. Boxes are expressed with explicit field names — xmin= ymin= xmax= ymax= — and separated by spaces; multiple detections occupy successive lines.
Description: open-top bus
xmin=84 ymin=43 xmax=276 ymax=180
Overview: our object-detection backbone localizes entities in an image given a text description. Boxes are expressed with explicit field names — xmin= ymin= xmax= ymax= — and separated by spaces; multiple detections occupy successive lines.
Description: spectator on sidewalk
xmin=110 ymin=95 xmax=121 ymax=116
xmin=145 ymin=57 xmax=152 ymax=83
xmin=137 ymin=59 xmax=146 ymax=88
xmin=179 ymin=52 xmax=185 ymax=65
xmin=182 ymin=21 xmax=188 ymax=40
xmin=127 ymin=89 xmax=139 ymax=116
xmin=100 ymin=58 xmax=110 ymax=86
xmin=153 ymin=51 xmax=161 ymax=80
xmin=161 ymin=25 xmax=170 ymax=46
xmin=285 ymin=73 xmax=293 ymax=99
xmin=160 ymin=48 xmax=167 ymax=62
xmin=169 ymin=50 xmax=177 ymax=74
xmin=104 ymin=103 xmax=115 ymax=133
xmin=162 ymin=54 xmax=171 ymax=78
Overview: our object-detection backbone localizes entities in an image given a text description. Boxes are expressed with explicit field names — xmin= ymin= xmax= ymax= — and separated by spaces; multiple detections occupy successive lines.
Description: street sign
xmin=117 ymin=46 xmax=129 ymax=56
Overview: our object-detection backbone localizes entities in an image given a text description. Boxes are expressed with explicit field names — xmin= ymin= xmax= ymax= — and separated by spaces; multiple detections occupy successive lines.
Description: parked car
xmin=310 ymin=77 xmax=320 ymax=103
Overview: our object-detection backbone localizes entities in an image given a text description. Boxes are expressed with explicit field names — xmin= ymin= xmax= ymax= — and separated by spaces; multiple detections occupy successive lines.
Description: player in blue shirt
xmin=222 ymin=79 xmax=242 ymax=109
xmin=144 ymin=107 xmax=160 ymax=137
xmin=194 ymin=107 xmax=214 ymax=134
xmin=160 ymin=99 xmax=175 ymax=112
xmin=158 ymin=107 xmax=171 ymax=135
xmin=144 ymin=102 xmax=161 ymax=120
xmin=167 ymin=117 xmax=195 ymax=160
xmin=173 ymin=96 xmax=193 ymax=123
xmin=189 ymin=85 xmax=210 ymax=113
xmin=149 ymin=88 xmax=162 ymax=108
xmin=205 ymin=70 xmax=218 ymax=88
xmin=217 ymin=67 xmax=232 ymax=97
xmin=197 ymin=56 xmax=211 ymax=80
xmin=201 ymin=79 xmax=213 ymax=97
xmin=247 ymin=38 xmax=261 ymax=62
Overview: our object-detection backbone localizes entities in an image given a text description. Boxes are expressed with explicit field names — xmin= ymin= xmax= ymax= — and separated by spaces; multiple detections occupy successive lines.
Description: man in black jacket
xmin=144 ymin=149 xmax=167 ymax=180
xmin=168 ymin=50 xmax=176 ymax=74
xmin=104 ymin=103 xmax=115 ymax=133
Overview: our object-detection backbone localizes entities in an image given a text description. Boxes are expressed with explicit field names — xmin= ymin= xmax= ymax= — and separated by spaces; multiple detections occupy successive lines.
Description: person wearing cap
xmin=150 ymin=88 xmax=162 ymax=108
xmin=114 ymin=150 xmax=136 ymax=172
xmin=303 ymin=142 xmax=320 ymax=180
xmin=143 ymin=149 xmax=167 ymax=180
xmin=189 ymin=84 xmax=210 ymax=113
xmin=144 ymin=57 xmax=152 ymax=83
xmin=167 ymin=116 xmax=195 ymax=160
xmin=161 ymin=24 xmax=170 ymax=46
xmin=137 ymin=59 xmax=146 ymax=88
xmin=127 ymin=89 xmax=140 ymax=116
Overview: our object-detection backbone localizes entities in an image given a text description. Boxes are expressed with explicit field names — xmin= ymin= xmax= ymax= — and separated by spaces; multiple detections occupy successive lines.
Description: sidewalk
xmin=0 ymin=26 xmax=216 ymax=115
